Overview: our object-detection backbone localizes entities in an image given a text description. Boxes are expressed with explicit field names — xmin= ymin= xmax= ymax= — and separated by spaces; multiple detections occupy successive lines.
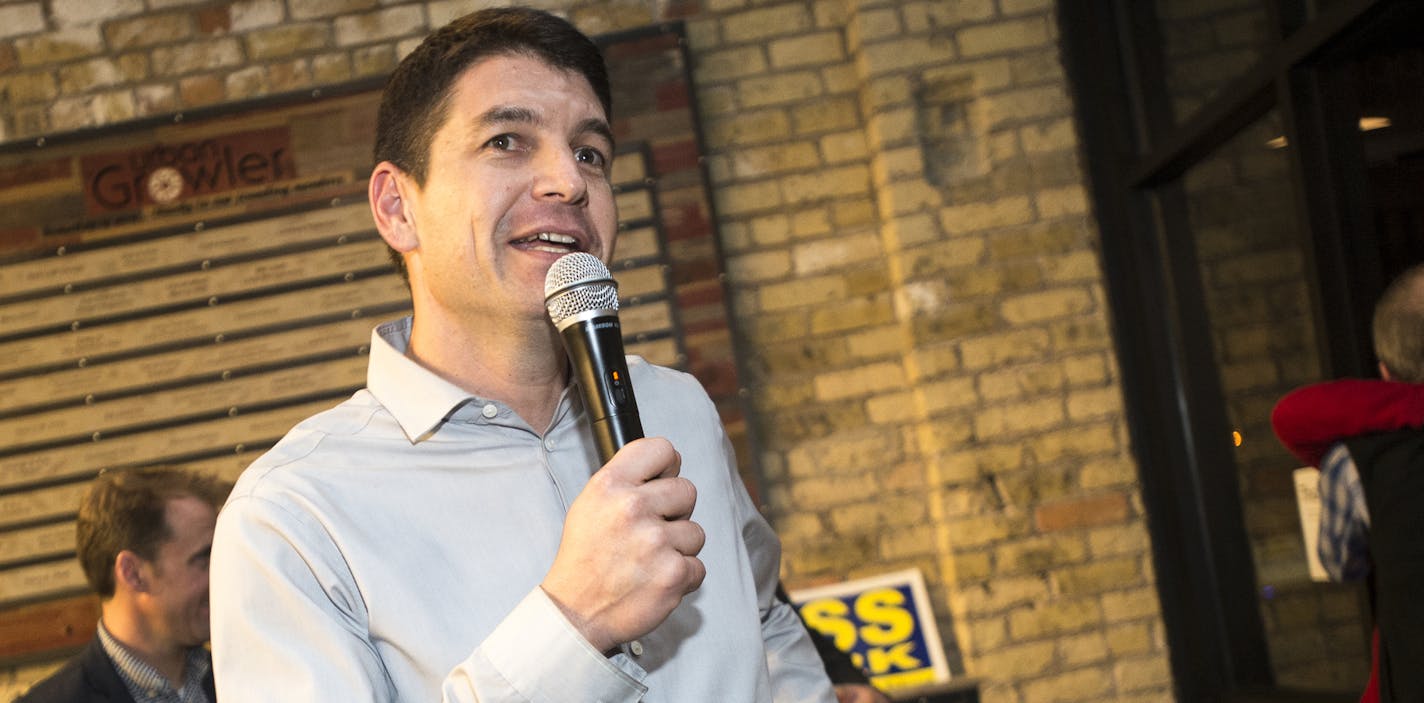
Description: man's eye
xmin=575 ymin=146 xmax=607 ymax=168
xmin=488 ymin=134 xmax=516 ymax=150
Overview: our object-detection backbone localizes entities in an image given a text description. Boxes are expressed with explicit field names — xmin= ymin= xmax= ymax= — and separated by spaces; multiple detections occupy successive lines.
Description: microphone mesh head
xmin=544 ymin=252 xmax=620 ymax=326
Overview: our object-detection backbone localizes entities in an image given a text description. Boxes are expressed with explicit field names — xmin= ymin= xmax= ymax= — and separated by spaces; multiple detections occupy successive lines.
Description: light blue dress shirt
xmin=210 ymin=316 xmax=834 ymax=702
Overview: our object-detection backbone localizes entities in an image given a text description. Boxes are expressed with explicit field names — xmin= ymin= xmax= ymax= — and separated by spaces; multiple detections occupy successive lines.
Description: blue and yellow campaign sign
xmin=788 ymin=568 xmax=951 ymax=691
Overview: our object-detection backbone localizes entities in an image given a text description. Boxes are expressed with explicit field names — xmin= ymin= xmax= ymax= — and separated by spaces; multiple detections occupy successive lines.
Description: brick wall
xmin=0 ymin=1 xmax=1173 ymax=701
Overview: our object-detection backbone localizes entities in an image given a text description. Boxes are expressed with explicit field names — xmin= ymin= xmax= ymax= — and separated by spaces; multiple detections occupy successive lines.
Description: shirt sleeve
xmin=721 ymin=435 xmax=837 ymax=703
xmin=210 ymin=492 xmax=646 ymax=703
xmin=1316 ymin=444 xmax=1371 ymax=582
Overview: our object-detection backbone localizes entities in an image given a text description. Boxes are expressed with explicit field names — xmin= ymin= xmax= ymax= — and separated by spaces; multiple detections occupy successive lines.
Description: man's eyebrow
xmin=575 ymin=117 xmax=615 ymax=148
xmin=479 ymin=105 xmax=538 ymax=128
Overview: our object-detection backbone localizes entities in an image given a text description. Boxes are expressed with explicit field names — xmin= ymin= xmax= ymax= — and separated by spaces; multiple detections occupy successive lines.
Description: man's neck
xmin=100 ymin=604 xmax=189 ymax=687
xmin=407 ymin=311 xmax=568 ymax=431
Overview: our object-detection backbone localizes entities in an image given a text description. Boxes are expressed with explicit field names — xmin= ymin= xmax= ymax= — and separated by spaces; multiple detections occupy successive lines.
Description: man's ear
xmin=115 ymin=550 xmax=147 ymax=593
xmin=370 ymin=161 xmax=420 ymax=255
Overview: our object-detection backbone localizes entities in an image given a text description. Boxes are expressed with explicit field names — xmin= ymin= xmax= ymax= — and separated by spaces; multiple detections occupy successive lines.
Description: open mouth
xmin=511 ymin=232 xmax=583 ymax=254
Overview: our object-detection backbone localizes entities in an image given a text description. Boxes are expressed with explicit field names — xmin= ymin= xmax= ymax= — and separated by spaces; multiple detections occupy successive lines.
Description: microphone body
xmin=545 ymin=253 xmax=644 ymax=464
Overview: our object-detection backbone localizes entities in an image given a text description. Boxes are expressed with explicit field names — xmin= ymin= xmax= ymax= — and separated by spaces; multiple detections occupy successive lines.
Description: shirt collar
xmin=96 ymin=619 xmax=210 ymax=701
xmin=366 ymin=316 xmax=479 ymax=442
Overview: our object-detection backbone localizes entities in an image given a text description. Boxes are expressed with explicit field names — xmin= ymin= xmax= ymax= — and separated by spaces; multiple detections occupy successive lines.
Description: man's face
xmin=398 ymin=53 xmax=617 ymax=325
xmin=140 ymin=495 xmax=216 ymax=648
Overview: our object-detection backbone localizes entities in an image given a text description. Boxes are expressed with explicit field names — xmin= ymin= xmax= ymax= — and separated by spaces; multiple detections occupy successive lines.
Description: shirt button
xmin=544 ymin=438 xmax=556 ymax=451
xmin=481 ymin=403 xmax=498 ymax=419
xmin=629 ymin=640 xmax=644 ymax=656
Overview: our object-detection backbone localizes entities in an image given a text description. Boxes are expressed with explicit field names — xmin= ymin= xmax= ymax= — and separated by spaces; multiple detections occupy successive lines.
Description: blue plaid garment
xmin=1317 ymin=443 xmax=1372 ymax=582
xmin=97 ymin=620 xmax=212 ymax=703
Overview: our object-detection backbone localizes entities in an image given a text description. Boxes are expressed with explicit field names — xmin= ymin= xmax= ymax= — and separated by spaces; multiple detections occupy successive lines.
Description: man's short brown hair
xmin=76 ymin=467 xmax=232 ymax=598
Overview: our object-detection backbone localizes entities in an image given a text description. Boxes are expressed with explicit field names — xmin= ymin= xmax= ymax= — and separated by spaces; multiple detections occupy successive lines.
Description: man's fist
xmin=541 ymin=437 xmax=706 ymax=652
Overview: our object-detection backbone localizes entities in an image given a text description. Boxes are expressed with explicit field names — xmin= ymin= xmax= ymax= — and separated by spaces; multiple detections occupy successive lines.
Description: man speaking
xmin=208 ymin=7 xmax=835 ymax=702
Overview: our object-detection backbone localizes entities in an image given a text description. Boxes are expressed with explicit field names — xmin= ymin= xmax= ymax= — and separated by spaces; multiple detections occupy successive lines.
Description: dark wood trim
xmin=0 ymin=594 xmax=98 ymax=665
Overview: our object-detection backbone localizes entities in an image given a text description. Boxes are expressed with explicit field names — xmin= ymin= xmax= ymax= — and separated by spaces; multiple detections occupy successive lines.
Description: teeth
xmin=536 ymin=232 xmax=576 ymax=244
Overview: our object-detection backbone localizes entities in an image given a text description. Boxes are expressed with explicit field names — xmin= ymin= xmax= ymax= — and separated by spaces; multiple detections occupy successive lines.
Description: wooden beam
xmin=0 ymin=593 xmax=98 ymax=664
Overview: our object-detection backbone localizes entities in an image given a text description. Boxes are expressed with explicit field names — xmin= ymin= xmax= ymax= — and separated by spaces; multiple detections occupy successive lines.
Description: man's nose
xmin=533 ymin=147 xmax=588 ymax=205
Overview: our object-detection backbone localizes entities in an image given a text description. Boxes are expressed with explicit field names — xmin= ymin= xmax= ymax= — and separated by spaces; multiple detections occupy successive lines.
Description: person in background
xmin=1272 ymin=263 xmax=1424 ymax=703
xmin=208 ymin=7 xmax=834 ymax=702
xmin=15 ymin=467 xmax=230 ymax=703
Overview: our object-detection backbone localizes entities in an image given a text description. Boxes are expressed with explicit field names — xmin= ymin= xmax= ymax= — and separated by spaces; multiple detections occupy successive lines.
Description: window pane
xmin=1156 ymin=0 xmax=1277 ymax=125
xmin=1177 ymin=111 xmax=1371 ymax=690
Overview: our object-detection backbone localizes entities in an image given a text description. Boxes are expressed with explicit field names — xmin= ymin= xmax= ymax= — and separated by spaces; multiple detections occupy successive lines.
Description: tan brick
xmin=231 ymin=0 xmax=284 ymax=31
xmin=810 ymin=296 xmax=894 ymax=335
xmin=781 ymin=164 xmax=871 ymax=205
xmin=1066 ymin=386 xmax=1122 ymax=421
xmin=958 ymin=17 xmax=1053 ymax=57
xmin=974 ymin=397 xmax=1064 ymax=439
xmin=1105 ymin=621 xmax=1154 ymax=656
xmin=1054 ymin=557 xmax=1144 ymax=595
xmin=1101 ymin=587 xmax=1160 ymax=623
xmin=877 ymin=180 xmax=942 ymax=217
xmin=717 ymin=180 xmax=785 ymax=217
xmin=696 ymin=46 xmax=767 ymax=83
xmin=727 ymin=250 xmax=792 ymax=283
xmin=921 ymin=376 xmax=979 ymax=414
xmin=1087 ymin=523 xmax=1150 ymax=558
xmin=49 ymin=90 xmax=134 ymax=131
xmin=814 ymin=361 xmax=906 ymax=401
xmin=881 ymin=523 xmax=937 ymax=559
xmin=0 ymin=72 xmax=57 ymax=105
xmin=727 ymin=141 xmax=820 ymax=179
xmin=268 ymin=58 xmax=312 ymax=91
xmin=978 ymin=362 xmax=1066 ymax=402
xmin=739 ymin=71 xmax=822 ymax=108
xmin=847 ymin=6 xmax=899 ymax=50
xmin=225 ymin=65 xmax=267 ymax=100
xmin=769 ymin=31 xmax=843 ymax=68
xmin=834 ymin=198 xmax=878 ymax=228
xmin=1022 ymin=117 xmax=1077 ymax=153
xmin=134 ymin=83 xmax=177 ymax=114
xmin=818 ymin=130 xmax=869 ymax=164
xmin=1008 ymin=598 xmax=1101 ymax=639
xmin=353 ymin=44 xmax=396 ymax=77
xmin=995 ymin=535 xmax=1088 ymax=574
xmin=867 ymin=390 xmax=919 ymax=424
xmin=1020 ymin=666 xmax=1112 ymax=703
xmin=0 ymin=3 xmax=46 ymax=39
xmin=960 ymin=328 xmax=1051 ymax=369
xmin=246 ymin=23 xmax=330 ymax=60
xmin=960 ymin=575 xmax=1051 ymax=613
xmin=1115 ymin=655 xmax=1172 ymax=692
xmin=334 ymin=6 xmax=424 ymax=47
xmin=52 ymin=0 xmax=143 ymax=28
xmin=857 ymin=36 xmax=956 ymax=76
xmin=178 ymin=74 xmax=224 ymax=105
xmin=722 ymin=4 xmax=812 ymax=43
xmin=1028 ymin=423 xmax=1119 ymax=462
xmin=793 ymin=233 xmax=880 ymax=274
xmin=1042 ymin=250 xmax=1101 ymax=284
xmin=1037 ymin=184 xmax=1088 ymax=218
xmin=787 ymin=431 xmax=902 ymax=477
xmin=792 ymin=96 xmax=861 ymax=134
xmin=1000 ymin=287 xmax=1094 ymax=324
xmin=943 ymin=513 xmax=1031 ymax=549
xmin=105 ymin=12 xmax=192 ymax=49
xmin=985 ymin=85 xmax=1072 ymax=127
xmin=1051 ymin=316 xmax=1113 ymax=353
xmin=974 ymin=640 xmax=1056 ymax=678
xmin=789 ymin=473 xmax=879 ymax=510
xmin=1059 ymin=631 xmax=1110 ymax=667
xmin=828 ymin=495 xmax=927 ymax=533
xmin=940 ymin=196 xmax=1034 ymax=235
xmin=901 ymin=0 xmax=997 ymax=31
xmin=152 ymin=38 xmax=243 ymax=76
xmin=16 ymin=27 xmax=104 ymax=65
xmin=310 ymin=52 xmax=351 ymax=83
xmin=705 ymin=108 xmax=791 ymax=147
xmin=868 ymin=108 xmax=920 ymax=153
xmin=291 ymin=0 xmax=377 ymax=20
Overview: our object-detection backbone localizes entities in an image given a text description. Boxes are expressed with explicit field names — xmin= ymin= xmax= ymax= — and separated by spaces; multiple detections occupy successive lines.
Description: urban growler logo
xmin=80 ymin=127 xmax=294 ymax=215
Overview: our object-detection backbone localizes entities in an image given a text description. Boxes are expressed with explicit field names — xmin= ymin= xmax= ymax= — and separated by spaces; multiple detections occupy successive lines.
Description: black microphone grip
xmin=560 ymin=314 xmax=643 ymax=464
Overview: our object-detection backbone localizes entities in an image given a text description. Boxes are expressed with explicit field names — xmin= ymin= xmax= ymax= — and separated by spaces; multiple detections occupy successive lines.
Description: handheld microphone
xmin=544 ymin=252 xmax=644 ymax=464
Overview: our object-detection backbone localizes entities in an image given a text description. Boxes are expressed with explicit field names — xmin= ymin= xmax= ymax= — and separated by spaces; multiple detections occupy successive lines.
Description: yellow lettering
xmin=800 ymin=599 xmax=858 ymax=651
xmin=854 ymin=588 xmax=915 ymax=645
xmin=865 ymin=642 xmax=923 ymax=674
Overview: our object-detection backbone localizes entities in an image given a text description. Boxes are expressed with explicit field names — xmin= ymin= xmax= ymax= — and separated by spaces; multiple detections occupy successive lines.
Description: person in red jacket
xmin=1272 ymin=264 xmax=1424 ymax=703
